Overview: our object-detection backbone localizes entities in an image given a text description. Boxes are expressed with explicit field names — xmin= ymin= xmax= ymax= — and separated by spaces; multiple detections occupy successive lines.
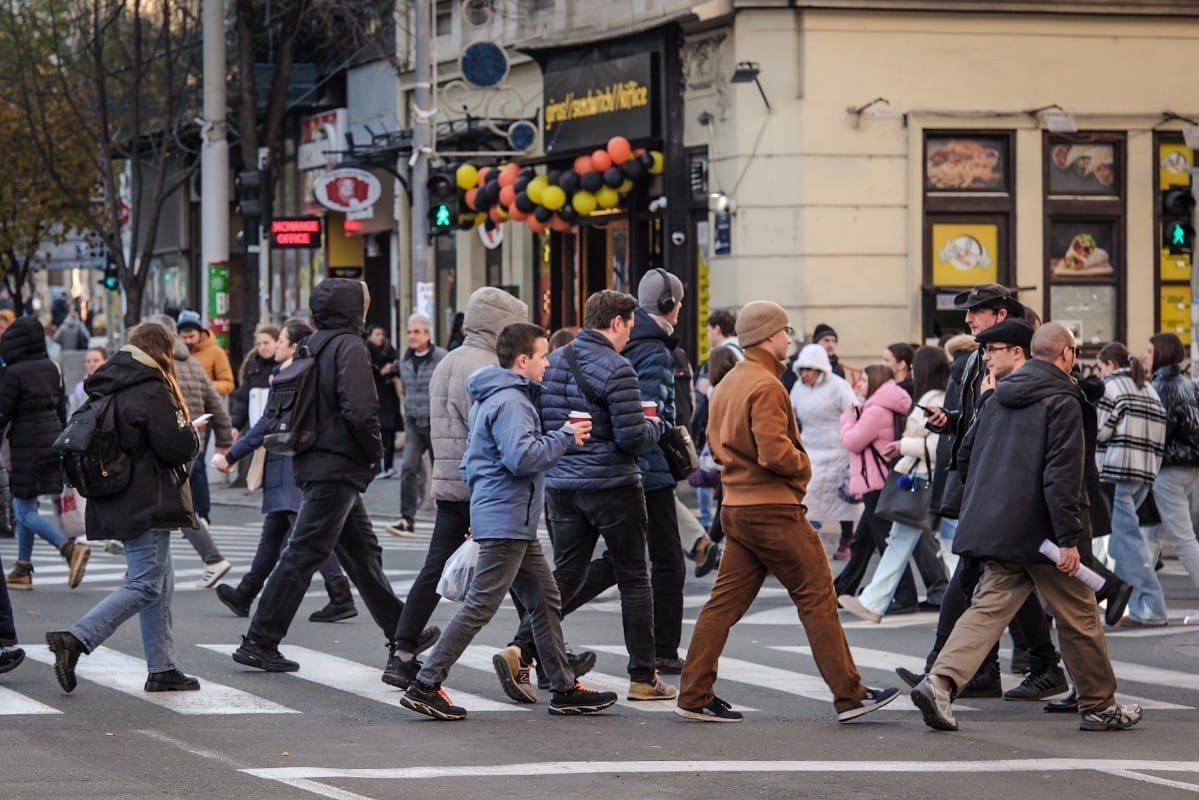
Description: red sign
xmin=270 ymin=217 xmax=323 ymax=249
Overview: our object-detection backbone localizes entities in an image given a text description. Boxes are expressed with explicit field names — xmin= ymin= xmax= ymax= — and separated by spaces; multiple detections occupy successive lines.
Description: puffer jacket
xmin=1152 ymin=364 xmax=1199 ymax=467
xmin=0 ymin=317 xmax=66 ymax=498
xmin=172 ymin=338 xmax=233 ymax=448
xmin=400 ymin=344 xmax=448 ymax=426
xmin=622 ymin=307 xmax=677 ymax=492
xmin=188 ymin=332 xmax=235 ymax=396
xmin=430 ymin=287 xmax=528 ymax=503
xmin=292 ymin=278 xmax=382 ymax=491
xmin=539 ymin=328 xmax=660 ymax=491
xmin=460 ymin=365 xmax=573 ymax=540
xmin=230 ymin=352 xmax=275 ymax=430
xmin=893 ymin=388 xmax=945 ymax=476
xmin=839 ymin=380 xmax=911 ymax=496
xmin=81 ymin=347 xmax=201 ymax=540
xmin=368 ymin=341 xmax=401 ymax=431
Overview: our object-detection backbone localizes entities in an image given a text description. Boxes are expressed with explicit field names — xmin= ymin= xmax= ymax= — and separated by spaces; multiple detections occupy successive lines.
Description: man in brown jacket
xmin=675 ymin=301 xmax=899 ymax=723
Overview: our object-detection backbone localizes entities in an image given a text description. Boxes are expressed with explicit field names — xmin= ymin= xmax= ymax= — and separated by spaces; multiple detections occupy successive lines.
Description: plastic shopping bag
xmin=436 ymin=538 xmax=479 ymax=602
xmin=57 ymin=488 xmax=87 ymax=539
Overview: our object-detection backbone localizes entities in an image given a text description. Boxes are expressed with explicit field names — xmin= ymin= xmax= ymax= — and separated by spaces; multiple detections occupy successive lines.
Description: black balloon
xmin=514 ymin=193 xmax=535 ymax=213
xmin=580 ymin=171 xmax=603 ymax=193
xmin=559 ymin=205 xmax=578 ymax=223
xmin=519 ymin=167 xmax=536 ymax=181
xmin=603 ymin=167 xmax=623 ymax=188
xmin=515 ymin=175 xmax=530 ymax=192
xmin=546 ymin=170 xmax=561 ymax=186
xmin=621 ymin=159 xmax=646 ymax=181
xmin=534 ymin=206 xmax=553 ymax=223
xmin=485 ymin=167 xmax=500 ymax=183
xmin=484 ymin=182 xmax=502 ymax=205
xmin=484 ymin=217 xmax=497 ymax=232
xmin=558 ymin=171 xmax=580 ymax=193
xmin=639 ymin=152 xmax=655 ymax=169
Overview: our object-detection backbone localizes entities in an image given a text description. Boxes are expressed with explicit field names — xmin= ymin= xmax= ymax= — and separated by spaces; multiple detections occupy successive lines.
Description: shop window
xmin=1155 ymin=134 xmax=1194 ymax=345
xmin=435 ymin=0 xmax=453 ymax=37
xmin=1043 ymin=133 xmax=1125 ymax=350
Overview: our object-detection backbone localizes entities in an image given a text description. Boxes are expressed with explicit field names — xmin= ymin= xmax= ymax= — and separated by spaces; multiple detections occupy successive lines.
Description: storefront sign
xmin=931 ymin=222 xmax=998 ymax=286
xmin=714 ymin=211 xmax=731 ymax=256
xmin=207 ymin=262 xmax=230 ymax=348
xmin=543 ymin=52 xmax=653 ymax=154
xmin=301 ymin=109 xmax=348 ymax=215
xmin=314 ymin=168 xmax=383 ymax=215
xmin=270 ymin=217 xmax=323 ymax=249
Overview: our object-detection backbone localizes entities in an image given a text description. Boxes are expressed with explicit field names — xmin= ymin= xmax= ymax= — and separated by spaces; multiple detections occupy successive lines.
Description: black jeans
xmin=512 ymin=485 xmax=656 ymax=683
xmin=392 ymin=500 xmax=471 ymax=653
xmin=834 ymin=491 xmax=920 ymax=608
xmin=248 ymin=482 xmax=403 ymax=648
xmin=243 ymin=512 xmax=343 ymax=596
xmin=0 ymin=552 xmax=15 ymax=645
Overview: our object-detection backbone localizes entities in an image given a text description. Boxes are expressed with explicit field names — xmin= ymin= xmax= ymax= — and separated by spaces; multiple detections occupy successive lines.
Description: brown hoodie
xmin=708 ymin=345 xmax=811 ymax=507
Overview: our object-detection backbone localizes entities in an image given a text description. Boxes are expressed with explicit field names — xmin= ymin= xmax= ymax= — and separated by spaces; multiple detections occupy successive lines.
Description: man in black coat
xmin=910 ymin=323 xmax=1141 ymax=733
xmin=233 ymin=279 xmax=404 ymax=672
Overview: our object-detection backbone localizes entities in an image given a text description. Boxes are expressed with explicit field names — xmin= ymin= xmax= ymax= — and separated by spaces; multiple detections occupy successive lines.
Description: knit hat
xmin=176 ymin=308 xmax=204 ymax=333
xmin=736 ymin=301 xmax=790 ymax=348
xmin=812 ymin=323 xmax=837 ymax=344
xmin=637 ymin=269 xmax=684 ymax=313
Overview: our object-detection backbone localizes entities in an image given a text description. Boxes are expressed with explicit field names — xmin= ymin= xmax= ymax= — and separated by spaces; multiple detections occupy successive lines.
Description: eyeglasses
xmin=783 ymin=326 xmax=795 ymax=338
xmin=1065 ymin=345 xmax=1081 ymax=358
xmin=983 ymin=344 xmax=1015 ymax=355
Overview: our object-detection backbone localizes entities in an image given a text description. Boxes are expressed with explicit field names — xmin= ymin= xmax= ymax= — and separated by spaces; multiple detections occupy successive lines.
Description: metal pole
xmin=1191 ymin=166 xmax=1199 ymax=373
xmin=200 ymin=0 xmax=229 ymax=323
xmin=410 ymin=0 xmax=433 ymax=322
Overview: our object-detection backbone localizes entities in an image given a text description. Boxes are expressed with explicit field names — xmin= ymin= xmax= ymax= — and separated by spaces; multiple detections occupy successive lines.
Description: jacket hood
xmin=995 ymin=359 xmax=1078 ymax=408
xmin=84 ymin=349 xmax=165 ymax=395
xmin=793 ymin=343 xmax=832 ymax=375
xmin=310 ymin=278 xmax=365 ymax=332
xmin=462 ymin=287 xmax=529 ymax=351
xmin=172 ymin=338 xmax=190 ymax=361
xmin=627 ymin=306 xmax=673 ymax=349
xmin=865 ymin=379 xmax=912 ymax=415
xmin=466 ymin=364 xmax=535 ymax=404
xmin=950 ymin=349 xmax=972 ymax=383
xmin=0 ymin=316 xmax=46 ymax=364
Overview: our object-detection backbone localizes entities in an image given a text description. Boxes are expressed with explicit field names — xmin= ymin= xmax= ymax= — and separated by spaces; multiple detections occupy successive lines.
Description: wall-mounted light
xmin=1028 ymin=104 xmax=1077 ymax=132
xmin=730 ymin=61 xmax=770 ymax=112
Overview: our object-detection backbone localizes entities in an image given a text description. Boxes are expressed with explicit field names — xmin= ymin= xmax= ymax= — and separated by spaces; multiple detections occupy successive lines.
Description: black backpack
xmin=260 ymin=332 xmax=350 ymax=456
xmin=53 ymin=394 xmax=133 ymax=498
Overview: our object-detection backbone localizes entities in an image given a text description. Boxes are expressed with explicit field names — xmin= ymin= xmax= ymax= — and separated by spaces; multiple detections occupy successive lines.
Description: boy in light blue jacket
xmin=400 ymin=323 xmax=617 ymax=720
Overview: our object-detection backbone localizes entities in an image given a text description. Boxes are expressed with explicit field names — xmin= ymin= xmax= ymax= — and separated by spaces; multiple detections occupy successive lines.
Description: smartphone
xmin=916 ymin=404 xmax=935 ymax=414
xmin=191 ymin=413 xmax=213 ymax=426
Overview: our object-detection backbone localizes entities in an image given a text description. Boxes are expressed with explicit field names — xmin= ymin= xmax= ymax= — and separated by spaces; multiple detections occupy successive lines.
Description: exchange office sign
xmin=543 ymin=52 xmax=654 ymax=155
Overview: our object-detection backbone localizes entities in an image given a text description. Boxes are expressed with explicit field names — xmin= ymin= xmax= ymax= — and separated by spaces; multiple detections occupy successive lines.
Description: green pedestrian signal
xmin=435 ymin=203 xmax=452 ymax=229
xmin=1173 ymin=222 xmax=1187 ymax=247
xmin=427 ymin=172 xmax=458 ymax=235
xmin=1162 ymin=187 xmax=1196 ymax=255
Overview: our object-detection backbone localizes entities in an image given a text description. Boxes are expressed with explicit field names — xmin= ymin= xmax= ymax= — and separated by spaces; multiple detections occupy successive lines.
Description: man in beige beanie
xmin=675 ymin=300 xmax=899 ymax=723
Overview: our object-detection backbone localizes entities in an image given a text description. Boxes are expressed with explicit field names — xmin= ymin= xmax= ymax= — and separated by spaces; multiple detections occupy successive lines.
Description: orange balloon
xmin=508 ymin=205 xmax=528 ymax=222
xmin=498 ymin=163 xmax=520 ymax=187
xmin=489 ymin=207 xmax=506 ymax=224
xmin=499 ymin=185 xmax=517 ymax=207
xmin=634 ymin=147 xmax=646 ymax=157
xmin=549 ymin=215 xmax=572 ymax=233
xmin=607 ymin=136 xmax=631 ymax=164
xmin=464 ymin=188 xmax=478 ymax=210
xmin=591 ymin=149 xmax=612 ymax=172
xmin=573 ymin=155 xmax=593 ymax=175
xmin=528 ymin=217 xmax=547 ymax=234
xmin=476 ymin=166 xmax=491 ymax=187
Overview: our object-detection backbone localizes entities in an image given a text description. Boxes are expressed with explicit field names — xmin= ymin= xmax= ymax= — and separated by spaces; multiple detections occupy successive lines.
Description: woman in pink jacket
xmin=832 ymin=365 xmax=913 ymax=599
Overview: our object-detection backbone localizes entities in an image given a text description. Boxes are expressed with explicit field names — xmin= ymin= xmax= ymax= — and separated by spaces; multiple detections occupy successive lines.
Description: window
xmin=435 ymin=0 xmax=453 ymax=37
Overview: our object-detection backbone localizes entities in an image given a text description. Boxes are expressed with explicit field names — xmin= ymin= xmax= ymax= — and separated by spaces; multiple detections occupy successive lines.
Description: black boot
xmin=45 ymin=630 xmax=86 ymax=693
xmin=215 ymin=577 xmax=257 ymax=618
xmin=309 ymin=575 xmax=358 ymax=623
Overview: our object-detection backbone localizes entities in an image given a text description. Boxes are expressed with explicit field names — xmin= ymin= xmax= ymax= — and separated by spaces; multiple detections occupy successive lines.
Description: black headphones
xmin=654 ymin=267 xmax=677 ymax=315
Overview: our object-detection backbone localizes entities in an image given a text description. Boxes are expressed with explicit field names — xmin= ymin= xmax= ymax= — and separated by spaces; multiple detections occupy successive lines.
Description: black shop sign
xmin=542 ymin=52 xmax=655 ymax=154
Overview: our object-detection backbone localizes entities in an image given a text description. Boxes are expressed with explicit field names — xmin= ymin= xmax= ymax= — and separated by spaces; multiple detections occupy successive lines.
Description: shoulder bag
xmin=875 ymin=435 xmax=933 ymax=529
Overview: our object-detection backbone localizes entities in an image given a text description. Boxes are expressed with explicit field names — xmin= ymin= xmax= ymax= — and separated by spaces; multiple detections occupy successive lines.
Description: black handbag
xmin=875 ymin=436 xmax=933 ymax=528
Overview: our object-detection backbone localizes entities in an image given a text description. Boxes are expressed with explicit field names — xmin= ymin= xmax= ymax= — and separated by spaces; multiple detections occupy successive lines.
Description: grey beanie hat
xmin=637 ymin=269 xmax=684 ymax=313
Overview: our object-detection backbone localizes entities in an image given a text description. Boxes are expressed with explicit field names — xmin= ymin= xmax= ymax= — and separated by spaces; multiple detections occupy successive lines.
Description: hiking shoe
xmin=1079 ymin=702 xmax=1142 ymax=731
xmin=675 ymin=695 xmax=744 ymax=723
xmin=837 ymin=686 xmax=900 ymax=722
xmin=493 ymin=645 xmax=537 ymax=704
xmin=1009 ymin=646 xmax=1031 ymax=675
xmin=1104 ymin=580 xmax=1133 ymax=627
xmin=145 ymin=668 xmax=201 ymax=692
xmin=535 ymin=648 xmax=596 ymax=690
xmin=196 ymin=559 xmax=232 ymax=589
xmin=895 ymin=666 xmax=924 ymax=689
xmin=400 ymin=681 xmax=467 ymax=720
xmin=45 ymin=630 xmax=86 ymax=693
xmin=6 ymin=561 xmax=32 ymax=591
xmin=232 ymin=638 xmax=299 ymax=672
xmin=381 ymin=653 xmax=421 ymax=689
xmin=957 ymin=661 xmax=1002 ymax=699
xmin=0 ymin=647 xmax=25 ymax=675
xmin=549 ymin=684 xmax=618 ymax=715
xmin=655 ymin=656 xmax=686 ymax=675
xmin=384 ymin=519 xmax=415 ymax=537
xmin=628 ymin=672 xmax=678 ymax=701
xmin=415 ymin=626 xmax=441 ymax=655
xmin=911 ymin=677 xmax=958 ymax=731
xmin=1004 ymin=665 xmax=1068 ymax=701
xmin=60 ymin=541 xmax=91 ymax=589
xmin=837 ymin=594 xmax=882 ymax=624
xmin=215 ymin=584 xmax=252 ymax=617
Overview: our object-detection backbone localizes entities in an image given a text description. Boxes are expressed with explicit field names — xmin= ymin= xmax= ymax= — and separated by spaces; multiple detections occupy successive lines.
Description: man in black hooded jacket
xmin=234 ymin=279 xmax=404 ymax=672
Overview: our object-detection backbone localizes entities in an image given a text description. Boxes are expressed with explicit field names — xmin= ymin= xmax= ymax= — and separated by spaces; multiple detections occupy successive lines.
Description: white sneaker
xmin=1184 ymin=611 xmax=1199 ymax=626
xmin=197 ymin=559 xmax=232 ymax=589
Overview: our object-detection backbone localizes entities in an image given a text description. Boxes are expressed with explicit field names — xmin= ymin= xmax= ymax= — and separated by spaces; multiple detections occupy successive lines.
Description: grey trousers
xmin=181 ymin=523 xmax=224 ymax=565
xmin=417 ymin=538 xmax=575 ymax=693
xmin=399 ymin=416 xmax=433 ymax=521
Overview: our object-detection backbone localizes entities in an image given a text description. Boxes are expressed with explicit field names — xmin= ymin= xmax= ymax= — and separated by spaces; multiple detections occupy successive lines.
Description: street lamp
xmin=730 ymin=62 xmax=770 ymax=112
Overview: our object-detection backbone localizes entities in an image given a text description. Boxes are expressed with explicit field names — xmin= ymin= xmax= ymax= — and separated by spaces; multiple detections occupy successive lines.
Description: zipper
xmin=524 ymin=483 xmax=534 ymax=526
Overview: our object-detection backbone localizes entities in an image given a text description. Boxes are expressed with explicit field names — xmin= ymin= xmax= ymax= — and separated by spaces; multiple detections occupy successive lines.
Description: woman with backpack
xmin=1 ymin=316 xmax=91 ymax=591
xmin=45 ymin=322 xmax=203 ymax=693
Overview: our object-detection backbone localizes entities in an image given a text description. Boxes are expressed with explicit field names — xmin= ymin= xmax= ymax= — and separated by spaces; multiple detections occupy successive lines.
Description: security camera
xmin=671 ymin=231 xmax=685 ymax=246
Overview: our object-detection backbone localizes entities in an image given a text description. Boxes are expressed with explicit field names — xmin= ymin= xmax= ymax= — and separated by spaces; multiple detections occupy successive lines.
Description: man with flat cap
xmin=675 ymin=300 xmax=898 ymax=724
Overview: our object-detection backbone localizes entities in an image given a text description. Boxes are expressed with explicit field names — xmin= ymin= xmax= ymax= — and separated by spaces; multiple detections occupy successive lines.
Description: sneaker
xmin=655 ymin=656 xmax=686 ymax=675
xmin=1115 ymin=615 xmax=1167 ymax=628
xmin=1103 ymin=580 xmax=1133 ymax=627
xmin=232 ymin=638 xmax=299 ymax=672
xmin=1043 ymin=688 xmax=1079 ymax=714
xmin=103 ymin=540 xmax=124 ymax=556
xmin=1009 ymin=646 xmax=1031 ymax=675
xmin=0 ymin=647 xmax=25 ymax=675
xmin=196 ymin=559 xmax=232 ymax=589
xmin=493 ymin=645 xmax=537 ymax=704
xmin=1003 ymin=665 xmax=1068 ymax=701
xmin=548 ymin=684 xmax=618 ymax=715
xmin=957 ymin=661 xmax=1003 ymax=699
xmin=381 ymin=653 xmax=421 ymax=689
xmin=6 ymin=561 xmax=32 ymax=591
xmin=837 ymin=594 xmax=882 ymax=624
xmin=145 ymin=668 xmax=201 ymax=692
xmin=45 ymin=630 xmax=86 ymax=693
xmin=911 ymin=677 xmax=958 ymax=731
xmin=384 ymin=519 xmax=415 ymax=538
xmin=400 ymin=681 xmax=467 ymax=721
xmin=535 ymin=648 xmax=596 ymax=690
xmin=1185 ymin=611 xmax=1199 ymax=626
xmin=895 ymin=666 xmax=924 ymax=689
xmin=833 ymin=543 xmax=851 ymax=561
xmin=675 ymin=695 xmax=744 ymax=723
xmin=837 ymin=686 xmax=900 ymax=722
xmin=628 ymin=671 xmax=678 ymax=701
xmin=61 ymin=541 xmax=91 ymax=589
xmin=1079 ymin=702 xmax=1143 ymax=731
xmin=215 ymin=584 xmax=252 ymax=617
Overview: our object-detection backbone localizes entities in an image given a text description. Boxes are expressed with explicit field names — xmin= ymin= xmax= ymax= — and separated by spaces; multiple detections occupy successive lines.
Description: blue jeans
xmin=15 ymin=496 xmax=67 ymax=562
xmin=857 ymin=521 xmax=925 ymax=616
xmin=938 ymin=517 xmax=959 ymax=575
xmin=1149 ymin=466 xmax=1199 ymax=593
xmin=697 ymin=486 xmax=714 ymax=529
xmin=1107 ymin=481 xmax=1166 ymax=623
xmin=69 ymin=530 xmax=177 ymax=672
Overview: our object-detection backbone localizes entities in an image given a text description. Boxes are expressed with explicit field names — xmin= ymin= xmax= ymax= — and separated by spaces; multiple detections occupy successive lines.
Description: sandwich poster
xmin=1049 ymin=221 xmax=1115 ymax=279
xmin=932 ymin=223 xmax=999 ymax=286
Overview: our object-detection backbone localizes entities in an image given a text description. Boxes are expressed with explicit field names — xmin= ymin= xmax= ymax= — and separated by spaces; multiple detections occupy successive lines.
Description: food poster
xmin=1048 ymin=142 xmax=1117 ymax=194
xmin=1160 ymin=285 xmax=1191 ymax=345
xmin=926 ymin=138 xmax=1006 ymax=191
xmin=1050 ymin=285 xmax=1115 ymax=346
xmin=1049 ymin=220 xmax=1115 ymax=279
xmin=932 ymin=223 xmax=998 ymax=286
xmin=1160 ymin=143 xmax=1193 ymax=189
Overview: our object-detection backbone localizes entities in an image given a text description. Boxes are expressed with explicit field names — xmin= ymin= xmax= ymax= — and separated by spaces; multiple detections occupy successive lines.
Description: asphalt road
xmin=4 ymin=491 xmax=1199 ymax=800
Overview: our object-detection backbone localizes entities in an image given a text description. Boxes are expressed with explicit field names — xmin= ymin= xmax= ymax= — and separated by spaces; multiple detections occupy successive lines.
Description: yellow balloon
xmin=542 ymin=185 xmax=566 ymax=211
xmin=456 ymin=164 xmax=478 ymax=191
xmin=618 ymin=179 xmax=634 ymax=194
xmin=474 ymin=212 xmax=486 ymax=228
xmin=596 ymin=186 xmax=619 ymax=209
xmin=526 ymin=175 xmax=548 ymax=205
xmin=649 ymin=151 xmax=664 ymax=175
xmin=571 ymin=191 xmax=597 ymax=216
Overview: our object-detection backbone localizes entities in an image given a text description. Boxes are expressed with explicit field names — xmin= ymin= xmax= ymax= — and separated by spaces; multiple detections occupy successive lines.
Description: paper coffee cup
xmin=568 ymin=411 xmax=592 ymax=423
xmin=641 ymin=401 xmax=658 ymax=418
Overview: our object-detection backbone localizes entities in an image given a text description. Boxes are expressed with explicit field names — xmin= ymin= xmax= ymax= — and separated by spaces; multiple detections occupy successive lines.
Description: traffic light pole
xmin=1192 ymin=168 xmax=1199 ymax=372
xmin=200 ymin=0 xmax=229 ymax=328
xmin=410 ymin=0 xmax=434 ymax=327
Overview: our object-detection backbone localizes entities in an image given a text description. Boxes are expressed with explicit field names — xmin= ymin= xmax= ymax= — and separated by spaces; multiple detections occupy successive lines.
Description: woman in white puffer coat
xmin=790 ymin=344 xmax=860 ymax=551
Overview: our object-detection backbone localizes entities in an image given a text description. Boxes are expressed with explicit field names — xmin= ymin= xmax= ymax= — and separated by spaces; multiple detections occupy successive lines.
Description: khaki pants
xmin=678 ymin=504 xmax=867 ymax=713
xmin=931 ymin=560 xmax=1117 ymax=713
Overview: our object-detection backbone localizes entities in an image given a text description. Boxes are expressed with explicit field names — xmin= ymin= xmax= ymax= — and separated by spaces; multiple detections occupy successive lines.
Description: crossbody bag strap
xmin=565 ymin=346 xmax=604 ymax=406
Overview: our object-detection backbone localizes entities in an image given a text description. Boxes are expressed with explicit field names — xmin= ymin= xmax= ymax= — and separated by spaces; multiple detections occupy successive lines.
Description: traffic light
xmin=101 ymin=258 xmax=119 ymax=291
xmin=428 ymin=172 xmax=458 ymax=235
xmin=235 ymin=169 xmax=264 ymax=220
xmin=1162 ymin=186 xmax=1196 ymax=255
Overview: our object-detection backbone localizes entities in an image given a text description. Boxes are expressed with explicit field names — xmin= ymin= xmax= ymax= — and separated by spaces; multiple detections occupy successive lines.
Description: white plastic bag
xmin=57 ymin=488 xmax=87 ymax=539
xmin=436 ymin=538 xmax=479 ymax=602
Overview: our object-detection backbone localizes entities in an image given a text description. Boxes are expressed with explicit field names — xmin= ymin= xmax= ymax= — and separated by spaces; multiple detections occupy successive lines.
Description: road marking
xmin=682 ymin=603 xmax=937 ymax=627
xmin=0 ymin=685 xmax=61 ymax=715
xmin=23 ymin=645 xmax=297 ymax=715
xmin=200 ymin=644 xmax=518 ymax=713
